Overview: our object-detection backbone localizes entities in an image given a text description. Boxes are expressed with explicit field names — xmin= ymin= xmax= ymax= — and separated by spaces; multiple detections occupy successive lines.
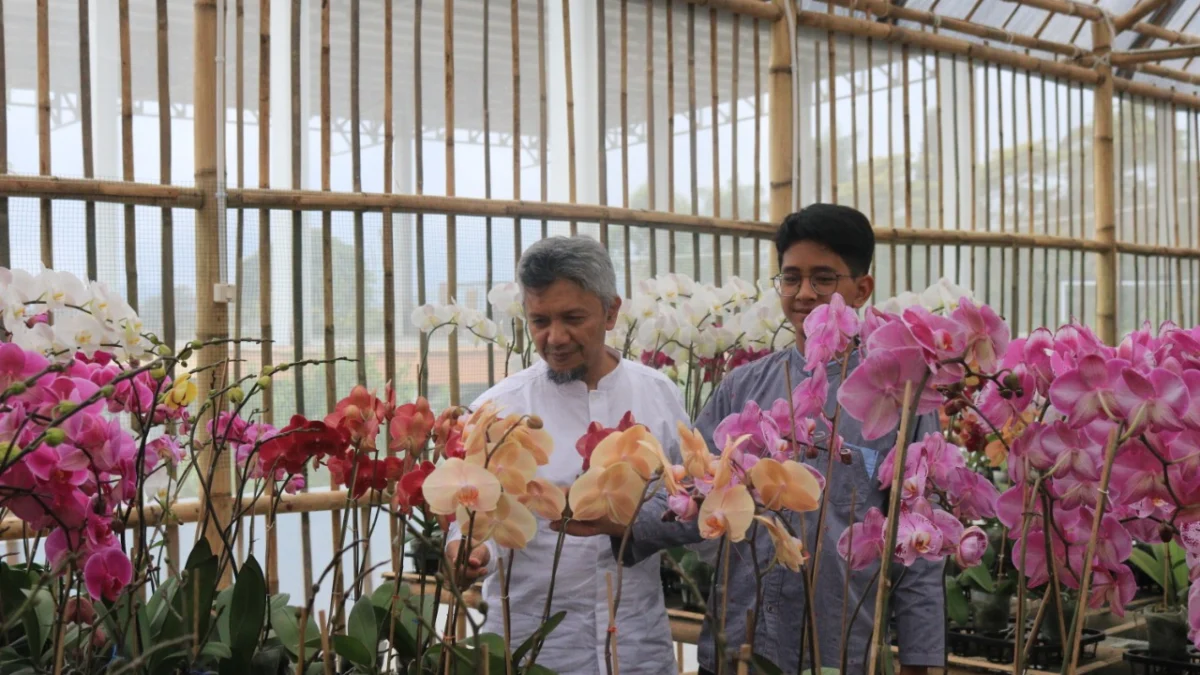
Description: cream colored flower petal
xmin=699 ymin=484 xmax=755 ymax=542
xmin=567 ymin=467 xmax=609 ymax=522
xmin=423 ymin=458 xmax=503 ymax=515
xmin=640 ymin=440 xmax=682 ymax=496
xmin=457 ymin=505 xmax=497 ymax=544
xmin=754 ymin=515 xmax=808 ymax=572
xmin=489 ymin=495 xmax=539 ymax=549
xmin=713 ymin=434 xmax=751 ymax=490
xmin=601 ymin=462 xmax=647 ymax=525
xmin=678 ymin=422 xmax=713 ymax=480
xmin=519 ymin=478 xmax=566 ymax=521
xmin=485 ymin=440 xmax=539 ymax=496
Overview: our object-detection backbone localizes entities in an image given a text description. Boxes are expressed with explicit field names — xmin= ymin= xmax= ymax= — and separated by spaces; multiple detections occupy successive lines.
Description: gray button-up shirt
xmin=616 ymin=348 xmax=946 ymax=674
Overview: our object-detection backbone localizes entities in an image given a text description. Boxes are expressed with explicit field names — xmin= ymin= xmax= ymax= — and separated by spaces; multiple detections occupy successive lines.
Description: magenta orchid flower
xmin=838 ymin=347 xmax=942 ymax=441
xmin=802 ymin=293 xmax=859 ymax=369
xmin=789 ymin=362 xmax=828 ymax=422
xmin=1048 ymin=355 xmax=1128 ymax=427
xmin=713 ymin=400 xmax=785 ymax=459
xmin=838 ymin=507 xmax=886 ymax=570
xmin=931 ymin=509 xmax=964 ymax=557
xmin=950 ymin=298 xmax=1009 ymax=372
xmin=956 ymin=526 xmax=989 ymax=568
xmin=1115 ymin=367 xmax=1190 ymax=433
xmin=948 ymin=468 xmax=1001 ymax=521
xmin=1089 ymin=565 xmax=1137 ymax=617
xmin=893 ymin=511 xmax=944 ymax=566
xmin=84 ymin=547 xmax=133 ymax=602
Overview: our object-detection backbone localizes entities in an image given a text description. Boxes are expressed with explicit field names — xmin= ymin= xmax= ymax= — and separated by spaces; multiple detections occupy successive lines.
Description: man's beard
xmin=546 ymin=363 xmax=588 ymax=385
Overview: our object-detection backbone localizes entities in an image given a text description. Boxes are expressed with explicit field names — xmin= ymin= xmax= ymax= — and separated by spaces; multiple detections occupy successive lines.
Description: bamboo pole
xmin=768 ymin=0 xmax=791 ymax=277
xmin=969 ymin=58 xmax=977 ymax=292
xmin=484 ymin=0 xmax=495 ymax=385
xmin=681 ymin=0 xmax=781 ymax=20
xmin=1133 ymin=96 xmax=1142 ymax=323
xmin=234 ymin=0 xmax=245 ymax=387
xmin=889 ymin=44 xmax=896 ymax=295
xmin=561 ymin=0 xmax=577 ymax=235
xmin=291 ymin=0 xmax=310 ymax=597
xmin=321 ymin=0 xmax=341 ymax=621
xmin=1026 ymin=66 xmax=1034 ymax=333
xmin=647 ymin=0 xmax=657 ymax=275
xmin=0 ymin=176 xmax=204 ymax=207
xmin=351 ymin=0 xmax=367 ymax=388
xmin=193 ymin=0 xmax=232 ymax=588
xmin=37 ymin=0 xmax=50 ymax=268
xmin=1174 ymin=103 xmax=1184 ymax=321
xmin=923 ymin=47 xmax=932 ymax=285
xmin=1095 ymin=20 xmax=1117 ymax=345
xmin=688 ymin=4 xmax=700 ymax=277
xmin=157 ymin=0 xmax=175 ymax=350
xmin=446 ymin=0 xmax=460 ymax=405
xmin=1113 ymin=0 xmax=1171 ymax=33
xmin=1113 ymin=45 xmax=1200 ymax=66
xmin=0 ymin=0 xmax=7 ymax=269
xmin=120 ymin=0 xmax=137 ymax=309
xmin=732 ymin=14 xmax=740 ymax=276
xmin=754 ymin=17 xmax=761 ymax=275
xmin=869 ymin=35 xmax=875 ymax=233
xmin=816 ymin=41 xmax=823 ymax=204
xmin=668 ymin=0 xmax=676 ymax=271
xmin=415 ymin=0 xmax=429 ymax=396
xmin=622 ymin=0 xmax=632 ymax=291
xmin=538 ymin=0 xmax=547 ymax=239
xmin=711 ymin=8 xmax=721 ymax=283
xmin=828 ymin=6 xmax=837 ymax=206
xmin=597 ymin=0 xmax=608 ymax=247
xmin=902 ymin=45 xmax=912 ymax=293
xmin=383 ymin=0 xmax=398 ymax=600
xmin=79 ymin=0 xmax=97 ymax=280
xmin=512 ymin=0 xmax=522 ymax=265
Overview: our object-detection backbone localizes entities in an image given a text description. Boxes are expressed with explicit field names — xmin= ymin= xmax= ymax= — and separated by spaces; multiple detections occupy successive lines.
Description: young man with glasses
xmin=562 ymin=204 xmax=945 ymax=674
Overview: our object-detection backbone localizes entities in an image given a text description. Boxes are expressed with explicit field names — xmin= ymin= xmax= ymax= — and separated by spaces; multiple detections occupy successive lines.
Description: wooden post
xmin=1094 ymin=19 xmax=1118 ymax=345
xmin=767 ymin=0 xmax=793 ymax=277
xmin=194 ymin=0 xmax=232 ymax=587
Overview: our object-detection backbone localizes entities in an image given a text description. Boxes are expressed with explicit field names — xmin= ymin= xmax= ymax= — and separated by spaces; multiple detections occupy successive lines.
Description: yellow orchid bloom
xmin=748 ymin=459 xmax=822 ymax=513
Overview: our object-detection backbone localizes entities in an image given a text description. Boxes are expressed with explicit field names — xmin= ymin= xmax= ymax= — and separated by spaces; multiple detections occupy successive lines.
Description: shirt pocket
xmin=826 ymin=434 xmax=895 ymax=508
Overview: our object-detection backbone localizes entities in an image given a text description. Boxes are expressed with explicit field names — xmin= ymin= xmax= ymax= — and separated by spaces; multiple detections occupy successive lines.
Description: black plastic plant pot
xmin=1124 ymin=648 xmax=1200 ymax=675
xmin=970 ymin=589 xmax=1014 ymax=634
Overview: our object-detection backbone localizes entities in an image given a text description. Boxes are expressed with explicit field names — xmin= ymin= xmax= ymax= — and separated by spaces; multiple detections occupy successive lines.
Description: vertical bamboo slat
xmin=969 ymin=58 xmax=977 ymax=291
xmin=483 ymin=0 xmax=495 ymax=386
xmin=646 ymin=0 xmax=657 ymax=275
xmin=561 ymin=0 xmax=577 ymax=235
xmin=731 ymin=15 xmax=740 ymax=277
xmin=1174 ymin=104 xmax=1184 ymax=321
xmin=351 ymin=0 xmax=366 ymax=389
xmin=383 ymin=0 xmax=400 ymax=589
xmin=0 ymin=0 xmax=7 ymax=268
xmin=414 ymin=0 xmax=428 ymax=396
xmin=921 ymin=49 xmax=931 ymax=285
xmin=828 ymin=9 xmax=837 ymax=205
xmin=446 ymin=0 xmax=460 ymax=405
xmin=538 ymin=0 xmax=547 ymax=239
xmin=768 ymin=0 xmax=792 ymax=277
xmin=157 ymin=0 xmax=175 ymax=351
xmin=688 ymin=5 xmax=699 ymax=277
xmin=1094 ymin=20 xmax=1116 ymax=345
xmin=710 ymin=9 xmax=721 ymax=283
xmin=37 ymin=0 xmax=50 ymax=268
xmin=753 ymin=17 xmax=761 ymax=276
xmin=512 ymin=0 xmax=522 ymax=268
xmin=290 ymin=0 xmax=310 ymax=597
xmin=79 ymin=0 xmax=96 ymax=280
xmin=597 ymin=0 xmax=608 ymax=247
xmin=622 ymin=0 xmax=631 ymax=291
xmin=120 ymin=0 xmax=137 ymax=309
xmin=668 ymin=1 xmax=676 ymax=271
xmin=193 ymin=0 xmax=232 ymax=588
xmin=902 ymin=45 xmax=912 ymax=293
xmin=1026 ymin=67 xmax=1034 ymax=333
xmin=234 ymin=0 xmax=246 ymax=386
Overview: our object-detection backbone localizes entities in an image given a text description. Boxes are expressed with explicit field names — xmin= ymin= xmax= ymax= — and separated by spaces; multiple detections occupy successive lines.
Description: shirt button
xmin=766 ymin=604 xmax=775 ymax=614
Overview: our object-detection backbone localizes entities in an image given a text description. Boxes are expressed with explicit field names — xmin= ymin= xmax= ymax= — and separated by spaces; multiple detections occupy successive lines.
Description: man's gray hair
xmin=517 ymin=235 xmax=619 ymax=309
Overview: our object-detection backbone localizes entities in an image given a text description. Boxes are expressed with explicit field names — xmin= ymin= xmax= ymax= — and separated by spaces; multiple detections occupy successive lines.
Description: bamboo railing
xmin=0 ymin=0 xmax=1199 ymax=640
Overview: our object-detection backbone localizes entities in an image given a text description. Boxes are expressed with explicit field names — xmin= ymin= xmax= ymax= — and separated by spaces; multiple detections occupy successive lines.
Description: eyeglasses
xmin=772 ymin=272 xmax=852 ymax=298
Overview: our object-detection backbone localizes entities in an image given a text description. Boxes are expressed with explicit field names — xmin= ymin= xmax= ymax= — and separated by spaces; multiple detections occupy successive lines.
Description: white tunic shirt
xmin=448 ymin=357 xmax=688 ymax=675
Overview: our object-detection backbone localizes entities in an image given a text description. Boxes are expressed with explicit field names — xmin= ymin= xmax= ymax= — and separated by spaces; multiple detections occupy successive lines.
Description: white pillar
xmin=90 ymin=0 xmax=122 ymax=288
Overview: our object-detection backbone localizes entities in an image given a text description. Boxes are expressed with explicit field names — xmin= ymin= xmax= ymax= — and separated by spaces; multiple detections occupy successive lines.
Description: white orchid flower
xmin=487 ymin=282 xmax=524 ymax=319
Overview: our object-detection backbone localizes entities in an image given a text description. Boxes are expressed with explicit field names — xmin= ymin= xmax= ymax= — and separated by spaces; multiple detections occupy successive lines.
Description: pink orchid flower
xmin=859 ymin=306 xmax=897 ymax=347
xmin=931 ymin=509 xmax=965 ymax=557
xmin=1089 ymin=565 xmax=1137 ymax=617
xmin=950 ymin=298 xmax=1010 ymax=372
xmin=713 ymin=401 xmax=785 ymax=459
xmin=1115 ymin=367 xmax=1190 ymax=433
xmin=1048 ymin=355 xmax=1128 ymax=427
xmin=1189 ymin=581 xmax=1200 ymax=649
xmin=838 ymin=507 xmax=886 ymax=570
xmin=894 ymin=511 xmax=945 ymax=566
xmin=1038 ymin=421 xmax=1102 ymax=481
xmin=956 ymin=526 xmax=989 ymax=568
xmin=84 ymin=547 xmax=133 ymax=602
xmin=1110 ymin=443 xmax=1171 ymax=506
xmin=802 ymin=293 xmax=859 ymax=369
xmin=948 ymin=468 xmax=1001 ymax=521
xmin=789 ymin=362 xmax=829 ymax=422
xmin=838 ymin=347 xmax=942 ymax=441
xmin=0 ymin=343 xmax=48 ymax=391
xmin=1017 ymin=329 xmax=1056 ymax=396
xmin=902 ymin=306 xmax=967 ymax=382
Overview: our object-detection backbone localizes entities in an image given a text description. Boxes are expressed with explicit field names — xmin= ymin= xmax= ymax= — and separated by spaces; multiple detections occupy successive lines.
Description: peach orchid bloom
xmin=422 ymin=457 xmax=502 ymax=515
xmin=504 ymin=425 xmax=554 ymax=466
xmin=754 ymin=515 xmax=808 ymax=572
xmin=518 ymin=477 xmax=567 ymax=521
xmin=590 ymin=426 xmax=662 ymax=480
xmin=712 ymin=434 xmax=752 ymax=490
xmin=678 ymin=422 xmax=712 ymax=480
xmin=748 ymin=458 xmax=822 ymax=512
xmin=466 ymin=494 xmax=539 ymax=550
xmin=699 ymin=484 xmax=755 ymax=542
xmin=641 ymin=440 xmax=684 ymax=496
xmin=568 ymin=461 xmax=647 ymax=525
xmin=463 ymin=402 xmax=502 ymax=455
xmin=467 ymin=438 xmax=538 ymax=496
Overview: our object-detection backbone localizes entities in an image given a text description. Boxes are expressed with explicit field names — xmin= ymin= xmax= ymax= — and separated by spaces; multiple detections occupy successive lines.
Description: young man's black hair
xmin=774 ymin=203 xmax=875 ymax=277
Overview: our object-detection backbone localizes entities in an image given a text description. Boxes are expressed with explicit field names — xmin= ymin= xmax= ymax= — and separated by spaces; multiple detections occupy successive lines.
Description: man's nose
xmin=546 ymin=322 xmax=570 ymax=345
xmin=796 ymin=277 xmax=819 ymax=303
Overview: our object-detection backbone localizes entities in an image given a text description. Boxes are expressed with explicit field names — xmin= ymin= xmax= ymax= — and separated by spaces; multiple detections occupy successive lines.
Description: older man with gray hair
xmin=444 ymin=235 xmax=688 ymax=674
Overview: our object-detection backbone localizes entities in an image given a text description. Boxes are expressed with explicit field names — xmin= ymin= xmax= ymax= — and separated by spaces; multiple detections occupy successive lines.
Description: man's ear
xmin=852 ymin=274 xmax=875 ymax=309
xmin=605 ymin=296 xmax=622 ymax=330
